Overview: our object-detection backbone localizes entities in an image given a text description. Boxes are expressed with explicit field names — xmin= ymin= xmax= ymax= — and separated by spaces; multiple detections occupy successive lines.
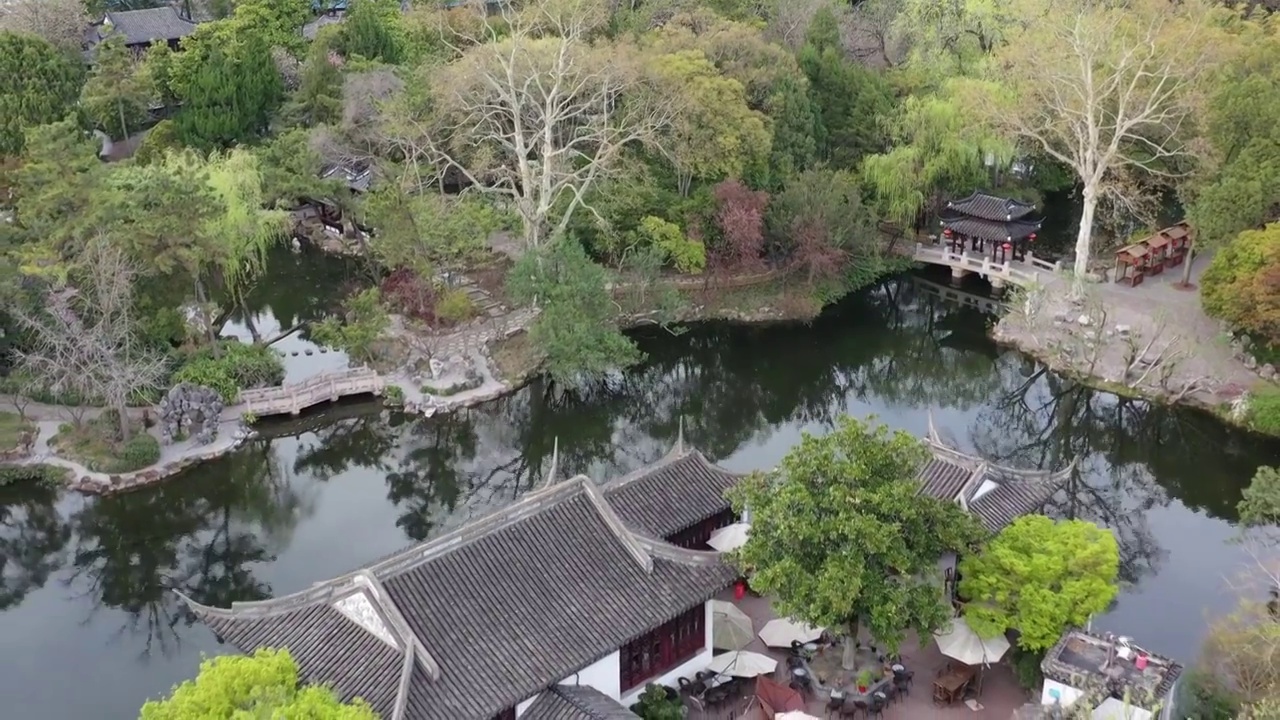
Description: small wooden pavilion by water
xmin=939 ymin=192 xmax=1044 ymax=264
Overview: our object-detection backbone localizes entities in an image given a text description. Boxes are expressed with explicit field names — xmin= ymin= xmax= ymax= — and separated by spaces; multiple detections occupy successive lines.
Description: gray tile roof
xmin=945 ymin=191 xmax=1037 ymax=222
xmin=98 ymin=7 xmax=198 ymax=45
xmin=916 ymin=456 xmax=972 ymax=503
xmin=966 ymin=470 xmax=1064 ymax=533
xmin=939 ymin=213 xmax=1043 ymax=243
xmin=523 ymin=685 xmax=641 ymax=720
xmin=181 ymin=476 xmax=735 ymax=720
xmin=602 ymin=448 xmax=744 ymax=538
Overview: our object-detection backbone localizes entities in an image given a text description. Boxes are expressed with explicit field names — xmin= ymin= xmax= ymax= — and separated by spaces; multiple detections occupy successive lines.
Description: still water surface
xmin=1 ymin=259 xmax=1275 ymax=719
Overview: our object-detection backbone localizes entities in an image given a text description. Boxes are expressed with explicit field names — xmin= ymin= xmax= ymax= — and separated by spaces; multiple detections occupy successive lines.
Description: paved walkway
xmin=994 ymin=252 xmax=1258 ymax=408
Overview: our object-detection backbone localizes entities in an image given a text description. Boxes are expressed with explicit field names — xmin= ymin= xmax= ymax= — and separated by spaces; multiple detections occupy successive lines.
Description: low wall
xmin=70 ymin=426 xmax=257 ymax=496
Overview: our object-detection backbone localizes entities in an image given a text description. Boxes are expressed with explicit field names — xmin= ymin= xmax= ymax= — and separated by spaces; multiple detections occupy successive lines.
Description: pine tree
xmin=174 ymin=34 xmax=284 ymax=149
xmin=81 ymin=34 xmax=152 ymax=140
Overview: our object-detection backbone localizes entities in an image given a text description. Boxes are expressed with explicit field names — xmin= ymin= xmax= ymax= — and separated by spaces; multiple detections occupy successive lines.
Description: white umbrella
xmin=710 ymin=599 xmax=754 ymax=650
xmin=758 ymin=617 xmax=824 ymax=648
xmin=705 ymin=650 xmax=778 ymax=678
xmin=933 ymin=616 xmax=1010 ymax=666
xmin=776 ymin=712 xmax=822 ymax=720
xmin=708 ymin=522 xmax=751 ymax=551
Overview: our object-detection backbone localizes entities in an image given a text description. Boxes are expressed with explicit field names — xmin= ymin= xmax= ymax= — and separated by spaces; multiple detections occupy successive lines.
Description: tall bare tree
xmin=382 ymin=0 xmax=672 ymax=250
xmin=0 ymin=0 xmax=87 ymax=53
xmin=14 ymin=239 xmax=168 ymax=441
xmin=979 ymin=0 xmax=1225 ymax=283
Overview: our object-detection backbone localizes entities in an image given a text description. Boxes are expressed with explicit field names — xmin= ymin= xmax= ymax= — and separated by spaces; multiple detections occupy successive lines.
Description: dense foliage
xmin=728 ymin=416 xmax=985 ymax=656
xmin=959 ymin=516 xmax=1120 ymax=650
xmin=1201 ymin=224 xmax=1280 ymax=341
xmin=172 ymin=342 xmax=286 ymax=404
xmin=0 ymin=31 xmax=83 ymax=156
xmin=139 ymin=648 xmax=377 ymax=719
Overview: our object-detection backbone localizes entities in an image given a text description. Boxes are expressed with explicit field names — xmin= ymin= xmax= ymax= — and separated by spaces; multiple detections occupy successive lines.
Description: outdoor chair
xmin=825 ymin=695 xmax=843 ymax=719
xmin=839 ymin=698 xmax=866 ymax=719
xmin=678 ymin=676 xmax=706 ymax=698
xmin=881 ymin=683 xmax=898 ymax=706
xmin=866 ymin=695 xmax=886 ymax=718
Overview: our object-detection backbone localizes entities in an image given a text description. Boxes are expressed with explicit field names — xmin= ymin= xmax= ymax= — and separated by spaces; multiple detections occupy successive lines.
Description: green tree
xmin=0 ymin=31 xmax=83 ymax=156
xmin=1239 ymin=466 xmax=1280 ymax=529
xmin=9 ymin=119 xmax=104 ymax=268
xmin=633 ymin=215 xmax=705 ymax=274
xmin=81 ymin=34 xmax=152 ymax=140
xmin=729 ymin=415 xmax=986 ymax=663
xmin=139 ymin=648 xmax=378 ymax=719
xmin=959 ymin=516 xmax=1120 ymax=651
xmin=507 ymin=237 xmax=641 ymax=387
xmin=281 ymin=33 xmax=344 ymax=128
xmin=1200 ymin=223 xmax=1280 ymax=341
xmin=764 ymin=74 xmax=819 ymax=187
xmin=341 ymin=0 xmax=405 ymax=64
xmin=312 ymin=287 xmax=390 ymax=364
xmin=767 ymin=168 xmax=887 ymax=290
xmin=173 ymin=34 xmax=284 ymax=150
xmin=652 ymin=49 xmax=772 ymax=196
xmin=363 ymin=187 xmax=501 ymax=278
xmin=253 ymin=129 xmax=344 ymax=209
xmin=798 ymin=41 xmax=895 ymax=170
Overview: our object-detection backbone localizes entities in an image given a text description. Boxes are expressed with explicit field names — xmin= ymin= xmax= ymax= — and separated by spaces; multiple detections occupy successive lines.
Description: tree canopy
xmin=728 ymin=415 xmax=986 ymax=658
xmin=139 ymin=648 xmax=378 ymax=719
xmin=0 ymin=31 xmax=83 ymax=157
xmin=959 ymin=515 xmax=1120 ymax=651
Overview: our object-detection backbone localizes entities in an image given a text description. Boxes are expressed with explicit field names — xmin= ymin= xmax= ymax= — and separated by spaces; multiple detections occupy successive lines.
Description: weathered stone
xmin=1246 ymin=354 xmax=1259 ymax=370
xmin=1077 ymin=315 xmax=1092 ymax=326
xmin=1262 ymin=364 xmax=1277 ymax=381
xmin=1115 ymin=324 xmax=1131 ymax=336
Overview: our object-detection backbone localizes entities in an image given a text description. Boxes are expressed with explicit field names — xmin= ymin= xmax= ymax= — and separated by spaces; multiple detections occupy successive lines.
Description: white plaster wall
xmin=515 ymin=601 xmax=715 ymax=716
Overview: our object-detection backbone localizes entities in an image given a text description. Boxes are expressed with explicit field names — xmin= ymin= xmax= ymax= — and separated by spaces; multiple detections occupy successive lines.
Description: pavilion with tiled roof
xmin=181 ymin=475 xmax=736 ymax=720
xmin=918 ymin=413 xmax=1072 ymax=532
xmin=939 ymin=191 xmax=1044 ymax=264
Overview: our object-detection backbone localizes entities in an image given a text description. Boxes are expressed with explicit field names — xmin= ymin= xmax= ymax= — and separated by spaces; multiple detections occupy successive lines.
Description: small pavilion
xmin=939 ymin=192 xmax=1044 ymax=264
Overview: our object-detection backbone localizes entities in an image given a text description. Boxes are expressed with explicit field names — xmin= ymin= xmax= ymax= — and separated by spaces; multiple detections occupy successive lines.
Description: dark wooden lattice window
xmin=619 ymin=603 xmax=707 ymax=692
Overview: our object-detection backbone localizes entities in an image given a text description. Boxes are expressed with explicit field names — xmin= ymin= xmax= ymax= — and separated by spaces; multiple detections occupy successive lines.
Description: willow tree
xmin=385 ymin=0 xmax=672 ymax=249
xmin=977 ymin=0 xmax=1226 ymax=281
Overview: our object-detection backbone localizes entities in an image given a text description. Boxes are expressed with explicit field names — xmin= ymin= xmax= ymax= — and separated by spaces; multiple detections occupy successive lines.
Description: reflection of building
xmin=182 ymin=443 xmax=741 ymax=720
xmin=1039 ymin=630 xmax=1183 ymax=720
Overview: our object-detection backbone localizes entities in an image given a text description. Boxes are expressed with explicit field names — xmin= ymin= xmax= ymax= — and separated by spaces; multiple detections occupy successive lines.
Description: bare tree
xmin=382 ymin=0 xmax=672 ymax=250
xmin=764 ymin=0 xmax=833 ymax=50
xmin=0 ymin=0 xmax=87 ymax=53
xmin=983 ymin=0 xmax=1223 ymax=284
xmin=845 ymin=0 xmax=904 ymax=67
xmin=14 ymin=239 xmax=168 ymax=441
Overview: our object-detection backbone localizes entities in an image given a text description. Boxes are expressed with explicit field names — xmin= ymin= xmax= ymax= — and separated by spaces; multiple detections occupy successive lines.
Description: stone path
xmin=993 ymin=251 xmax=1260 ymax=410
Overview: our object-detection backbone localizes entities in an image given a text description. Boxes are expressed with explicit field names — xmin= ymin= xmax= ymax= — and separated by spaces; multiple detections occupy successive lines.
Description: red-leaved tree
xmin=791 ymin=218 xmax=847 ymax=284
xmin=712 ymin=180 xmax=769 ymax=274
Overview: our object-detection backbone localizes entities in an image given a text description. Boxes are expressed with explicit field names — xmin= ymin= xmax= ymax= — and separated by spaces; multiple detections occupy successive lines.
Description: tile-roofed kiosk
xmin=181 ymin=475 xmax=737 ymax=720
xmin=601 ymin=429 xmax=746 ymax=548
xmin=919 ymin=412 xmax=1071 ymax=533
xmin=939 ymin=191 xmax=1044 ymax=266
xmin=87 ymin=7 xmax=199 ymax=51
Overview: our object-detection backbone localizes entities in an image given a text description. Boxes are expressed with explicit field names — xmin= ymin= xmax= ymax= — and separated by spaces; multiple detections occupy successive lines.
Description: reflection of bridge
xmin=240 ymin=368 xmax=385 ymax=417
xmin=913 ymin=243 xmax=1062 ymax=288
xmin=912 ymin=275 xmax=1006 ymax=315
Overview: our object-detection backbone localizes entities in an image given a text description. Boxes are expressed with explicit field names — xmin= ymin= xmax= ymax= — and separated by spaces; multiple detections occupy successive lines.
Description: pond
xmin=1 ymin=268 xmax=1276 ymax=720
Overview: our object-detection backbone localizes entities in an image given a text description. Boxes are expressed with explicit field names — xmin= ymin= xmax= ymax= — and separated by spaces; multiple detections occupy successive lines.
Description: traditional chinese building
xmin=182 ymin=433 xmax=1067 ymax=720
xmin=85 ymin=7 xmax=200 ymax=54
xmin=939 ymin=191 xmax=1044 ymax=265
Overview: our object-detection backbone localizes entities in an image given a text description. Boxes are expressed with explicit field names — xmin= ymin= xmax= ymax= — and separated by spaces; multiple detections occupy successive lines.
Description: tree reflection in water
xmin=4 ymin=273 xmax=1280 ymax=685
xmin=66 ymin=442 xmax=313 ymax=657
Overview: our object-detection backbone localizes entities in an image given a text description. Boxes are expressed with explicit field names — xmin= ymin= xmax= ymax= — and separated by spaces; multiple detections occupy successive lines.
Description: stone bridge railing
xmin=239 ymin=368 xmax=385 ymax=417
xmin=913 ymin=244 xmax=1062 ymax=287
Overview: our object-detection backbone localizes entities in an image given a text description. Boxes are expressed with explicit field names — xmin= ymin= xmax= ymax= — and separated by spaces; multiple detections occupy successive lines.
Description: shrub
xmin=1249 ymin=386 xmax=1280 ymax=435
xmin=436 ymin=288 xmax=476 ymax=325
xmin=636 ymin=215 xmax=705 ymax=274
xmin=382 ymin=384 xmax=404 ymax=405
xmin=380 ymin=268 xmax=439 ymax=323
xmin=173 ymin=341 xmax=285 ymax=403
xmin=312 ymin=287 xmax=390 ymax=364
xmin=120 ymin=433 xmax=161 ymax=470
xmin=0 ymin=464 xmax=66 ymax=487
xmin=1202 ymin=224 xmax=1280 ymax=342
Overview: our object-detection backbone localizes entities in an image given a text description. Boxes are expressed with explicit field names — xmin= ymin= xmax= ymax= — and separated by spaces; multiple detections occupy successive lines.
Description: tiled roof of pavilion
xmin=919 ymin=412 xmax=1072 ymax=532
xmin=946 ymin=191 xmax=1037 ymax=222
xmin=179 ymin=476 xmax=735 ymax=720
xmin=94 ymin=7 xmax=199 ymax=45
xmin=600 ymin=428 xmax=745 ymax=538
xmin=523 ymin=685 xmax=641 ymax=719
xmin=941 ymin=191 xmax=1043 ymax=243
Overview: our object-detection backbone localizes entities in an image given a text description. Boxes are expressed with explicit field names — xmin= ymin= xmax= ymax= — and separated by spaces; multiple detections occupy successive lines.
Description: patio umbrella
xmin=753 ymin=676 xmax=804 ymax=714
xmin=775 ymin=713 xmax=822 ymax=720
xmin=710 ymin=599 xmax=755 ymax=650
xmin=708 ymin=522 xmax=751 ymax=551
xmin=933 ymin=616 xmax=1010 ymax=666
xmin=706 ymin=650 xmax=778 ymax=678
xmin=758 ymin=617 xmax=824 ymax=648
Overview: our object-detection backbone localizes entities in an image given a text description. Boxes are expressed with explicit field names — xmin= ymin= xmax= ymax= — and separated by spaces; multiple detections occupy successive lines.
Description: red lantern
xmin=1029 ymin=233 xmax=1037 ymax=241
xmin=943 ymin=228 xmax=953 ymax=237
xmin=1003 ymin=242 xmax=1012 ymax=251
xmin=734 ymin=580 xmax=746 ymax=600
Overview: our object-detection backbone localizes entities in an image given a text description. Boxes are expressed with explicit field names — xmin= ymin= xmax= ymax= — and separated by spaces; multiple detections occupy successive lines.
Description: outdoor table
xmin=802 ymin=642 xmax=819 ymax=654
xmin=933 ymin=666 xmax=974 ymax=705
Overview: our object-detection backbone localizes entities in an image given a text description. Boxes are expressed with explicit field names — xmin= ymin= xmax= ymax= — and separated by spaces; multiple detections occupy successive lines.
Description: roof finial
xmin=542 ymin=437 xmax=561 ymax=488
xmin=676 ymin=416 xmax=685 ymax=455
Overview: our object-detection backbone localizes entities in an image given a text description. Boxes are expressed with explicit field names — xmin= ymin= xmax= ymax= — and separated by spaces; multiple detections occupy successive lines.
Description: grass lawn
xmin=0 ymin=411 xmax=35 ymax=452
xmin=50 ymin=413 xmax=160 ymax=474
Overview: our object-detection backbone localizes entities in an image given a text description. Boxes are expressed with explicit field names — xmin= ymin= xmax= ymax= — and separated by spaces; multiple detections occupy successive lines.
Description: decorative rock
xmin=1077 ymin=315 xmax=1092 ymax=326
xmin=158 ymin=383 xmax=223 ymax=446
xmin=1262 ymin=364 xmax=1277 ymax=381
xmin=1115 ymin=324 xmax=1131 ymax=336
xmin=1245 ymin=355 xmax=1259 ymax=370
xmin=1241 ymin=334 xmax=1253 ymax=349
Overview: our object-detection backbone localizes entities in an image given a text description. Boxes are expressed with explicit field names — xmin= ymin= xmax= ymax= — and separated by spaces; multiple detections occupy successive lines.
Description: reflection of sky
xmin=221 ymin=314 xmax=350 ymax=383
xmin=2 ymin=274 xmax=1277 ymax=718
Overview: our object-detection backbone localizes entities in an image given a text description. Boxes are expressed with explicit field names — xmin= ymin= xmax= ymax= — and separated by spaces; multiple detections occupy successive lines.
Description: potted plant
xmin=856 ymin=669 xmax=874 ymax=693
xmin=630 ymin=683 xmax=685 ymax=720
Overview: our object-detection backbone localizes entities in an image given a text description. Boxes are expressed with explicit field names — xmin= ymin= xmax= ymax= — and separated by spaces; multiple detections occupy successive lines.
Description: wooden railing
xmin=913 ymin=244 xmax=1062 ymax=287
xmin=239 ymin=368 xmax=385 ymax=417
